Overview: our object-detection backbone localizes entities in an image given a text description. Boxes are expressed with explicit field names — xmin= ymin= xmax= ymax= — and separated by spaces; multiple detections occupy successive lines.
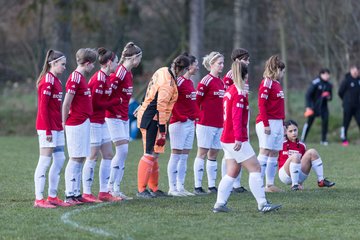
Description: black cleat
xmin=233 ymin=186 xmax=248 ymax=193
xmin=149 ymin=189 xmax=171 ymax=197
xmin=208 ymin=187 xmax=218 ymax=194
xmin=318 ymin=178 xmax=335 ymax=188
xmin=213 ymin=204 xmax=231 ymax=213
xmin=259 ymin=202 xmax=282 ymax=213
xmin=291 ymin=184 xmax=301 ymax=191
xmin=194 ymin=187 xmax=208 ymax=195
xmin=136 ymin=189 xmax=155 ymax=199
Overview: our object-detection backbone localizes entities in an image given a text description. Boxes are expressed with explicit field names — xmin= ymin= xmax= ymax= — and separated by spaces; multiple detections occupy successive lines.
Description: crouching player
xmin=278 ymin=120 xmax=335 ymax=191
xmin=213 ymin=61 xmax=281 ymax=213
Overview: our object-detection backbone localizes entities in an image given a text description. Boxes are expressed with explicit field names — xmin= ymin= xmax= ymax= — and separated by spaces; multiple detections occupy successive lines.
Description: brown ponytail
xmin=119 ymin=42 xmax=142 ymax=64
xmin=98 ymin=47 xmax=116 ymax=65
xmin=36 ymin=49 xmax=65 ymax=87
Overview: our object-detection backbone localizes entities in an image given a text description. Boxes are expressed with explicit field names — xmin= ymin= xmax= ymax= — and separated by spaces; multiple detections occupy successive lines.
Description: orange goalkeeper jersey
xmin=137 ymin=67 xmax=178 ymax=129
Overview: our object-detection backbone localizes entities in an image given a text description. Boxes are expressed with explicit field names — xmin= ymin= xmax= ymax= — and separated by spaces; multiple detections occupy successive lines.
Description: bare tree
xmin=189 ymin=0 xmax=204 ymax=85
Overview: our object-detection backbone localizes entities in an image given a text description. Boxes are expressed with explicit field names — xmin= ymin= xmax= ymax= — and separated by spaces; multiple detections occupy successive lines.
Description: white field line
xmin=61 ymin=202 xmax=116 ymax=238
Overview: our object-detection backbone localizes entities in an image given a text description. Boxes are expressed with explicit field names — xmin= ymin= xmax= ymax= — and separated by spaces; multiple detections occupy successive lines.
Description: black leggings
xmin=341 ymin=106 xmax=360 ymax=141
xmin=301 ymin=109 xmax=329 ymax=142
xmin=144 ymin=120 xmax=159 ymax=154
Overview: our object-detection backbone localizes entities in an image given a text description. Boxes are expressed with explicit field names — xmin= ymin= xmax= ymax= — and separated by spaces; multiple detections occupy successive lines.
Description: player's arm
xmin=196 ymin=82 xmax=207 ymax=109
xmin=338 ymin=76 xmax=348 ymax=100
xmin=305 ymin=82 xmax=316 ymax=109
xmin=232 ymin=95 xmax=243 ymax=151
xmin=39 ymin=82 xmax=52 ymax=141
xmin=62 ymin=93 xmax=74 ymax=128
xmin=258 ymin=84 xmax=270 ymax=134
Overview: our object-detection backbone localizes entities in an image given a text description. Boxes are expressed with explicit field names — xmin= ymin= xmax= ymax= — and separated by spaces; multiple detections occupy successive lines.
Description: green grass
xmin=1 ymin=136 xmax=360 ymax=240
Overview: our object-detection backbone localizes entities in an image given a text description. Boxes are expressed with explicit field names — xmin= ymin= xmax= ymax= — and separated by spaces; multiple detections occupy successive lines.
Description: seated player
xmin=278 ymin=120 xmax=335 ymax=191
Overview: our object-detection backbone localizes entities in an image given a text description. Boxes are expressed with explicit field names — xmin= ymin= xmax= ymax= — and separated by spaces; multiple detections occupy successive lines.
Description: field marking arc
xmin=60 ymin=202 xmax=116 ymax=238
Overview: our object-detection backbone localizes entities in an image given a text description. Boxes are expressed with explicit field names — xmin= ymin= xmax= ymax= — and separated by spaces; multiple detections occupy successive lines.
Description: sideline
xmin=61 ymin=202 xmax=116 ymax=238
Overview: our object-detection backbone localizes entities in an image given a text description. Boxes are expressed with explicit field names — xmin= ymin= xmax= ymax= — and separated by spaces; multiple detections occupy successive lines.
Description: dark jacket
xmin=338 ymin=73 xmax=360 ymax=108
xmin=305 ymin=77 xmax=332 ymax=115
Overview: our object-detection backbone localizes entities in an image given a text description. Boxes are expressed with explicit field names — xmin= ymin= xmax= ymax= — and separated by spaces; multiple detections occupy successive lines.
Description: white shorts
xmin=278 ymin=166 xmax=308 ymax=185
xmin=256 ymin=119 xmax=284 ymax=151
xmin=221 ymin=141 xmax=255 ymax=163
xmin=105 ymin=118 xmax=129 ymax=142
xmin=196 ymin=124 xmax=222 ymax=149
xmin=90 ymin=122 xmax=111 ymax=147
xmin=65 ymin=119 xmax=91 ymax=158
xmin=169 ymin=119 xmax=195 ymax=150
xmin=37 ymin=130 xmax=65 ymax=148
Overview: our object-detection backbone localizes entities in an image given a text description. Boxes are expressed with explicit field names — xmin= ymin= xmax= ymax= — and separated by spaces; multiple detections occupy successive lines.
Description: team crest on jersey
xmin=277 ymin=91 xmax=285 ymax=98
xmin=84 ymin=89 xmax=91 ymax=96
xmin=95 ymin=89 xmax=103 ymax=94
xmin=71 ymin=85 xmax=76 ymax=88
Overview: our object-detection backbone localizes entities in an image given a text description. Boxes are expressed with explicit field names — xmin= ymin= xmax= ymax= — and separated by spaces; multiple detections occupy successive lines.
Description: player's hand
xmin=264 ymin=126 xmax=271 ymax=135
xmin=156 ymin=132 xmax=166 ymax=146
xmin=46 ymin=135 xmax=53 ymax=142
xmin=321 ymin=91 xmax=330 ymax=97
xmin=304 ymin=107 xmax=314 ymax=117
xmin=233 ymin=141 xmax=242 ymax=151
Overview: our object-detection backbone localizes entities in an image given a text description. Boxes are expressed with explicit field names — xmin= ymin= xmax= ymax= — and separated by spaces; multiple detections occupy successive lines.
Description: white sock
xmin=257 ymin=154 xmax=268 ymax=179
xmin=82 ymin=159 xmax=97 ymax=194
xmin=249 ymin=172 xmax=267 ymax=210
xmin=289 ymin=162 xmax=301 ymax=185
xmin=266 ymin=157 xmax=278 ymax=186
xmin=99 ymin=159 xmax=111 ymax=193
xmin=167 ymin=153 xmax=181 ymax=192
xmin=75 ymin=162 xmax=83 ymax=197
xmin=48 ymin=151 xmax=65 ymax=198
xmin=233 ymin=168 xmax=243 ymax=188
xmin=206 ymin=159 xmax=217 ymax=188
xmin=65 ymin=160 xmax=81 ymax=197
xmin=34 ymin=155 xmax=51 ymax=200
xmin=194 ymin=157 xmax=205 ymax=188
xmin=311 ymin=158 xmax=324 ymax=181
xmin=114 ymin=144 xmax=128 ymax=192
xmin=215 ymin=175 xmax=235 ymax=206
xmin=176 ymin=154 xmax=188 ymax=191
xmin=221 ymin=158 xmax=226 ymax=178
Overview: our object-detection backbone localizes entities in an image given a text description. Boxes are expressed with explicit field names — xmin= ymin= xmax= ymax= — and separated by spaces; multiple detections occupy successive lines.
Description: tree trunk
xmin=189 ymin=0 xmax=204 ymax=85
xmin=54 ymin=0 xmax=73 ymax=81
xmin=279 ymin=19 xmax=289 ymax=116
xmin=233 ymin=0 xmax=249 ymax=49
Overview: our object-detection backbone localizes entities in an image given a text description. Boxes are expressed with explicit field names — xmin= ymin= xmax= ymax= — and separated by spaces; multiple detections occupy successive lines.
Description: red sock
xmin=137 ymin=155 xmax=154 ymax=192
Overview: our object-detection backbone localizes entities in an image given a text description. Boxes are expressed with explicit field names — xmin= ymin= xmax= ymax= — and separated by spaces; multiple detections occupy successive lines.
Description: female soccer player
xmin=278 ymin=120 xmax=335 ymax=190
xmin=62 ymin=48 xmax=97 ymax=205
xmin=105 ymin=42 xmax=142 ymax=200
xmin=213 ymin=62 xmax=281 ymax=213
xmin=221 ymin=48 xmax=250 ymax=193
xmin=34 ymin=49 xmax=69 ymax=208
xmin=82 ymin=47 xmax=122 ymax=202
xmin=136 ymin=54 xmax=190 ymax=198
xmin=167 ymin=53 xmax=199 ymax=197
xmin=193 ymin=51 xmax=225 ymax=195
xmin=255 ymin=55 xmax=285 ymax=192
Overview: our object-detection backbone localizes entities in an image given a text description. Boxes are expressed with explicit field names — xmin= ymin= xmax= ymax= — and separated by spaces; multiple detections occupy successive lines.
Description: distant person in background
xmin=301 ymin=68 xmax=332 ymax=145
xmin=338 ymin=65 xmax=360 ymax=146
xmin=278 ymin=120 xmax=335 ymax=191
xmin=62 ymin=48 xmax=97 ymax=205
xmin=136 ymin=54 xmax=190 ymax=198
xmin=167 ymin=53 xmax=199 ymax=197
xmin=193 ymin=51 xmax=225 ymax=195
xmin=255 ymin=55 xmax=285 ymax=193
xmin=82 ymin=47 xmax=121 ymax=203
xmin=221 ymin=48 xmax=250 ymax=194
xmin=34 ymin=49 xmax=69 ymax=208
xmin=105 ymin=42 xmax=142 ymax=200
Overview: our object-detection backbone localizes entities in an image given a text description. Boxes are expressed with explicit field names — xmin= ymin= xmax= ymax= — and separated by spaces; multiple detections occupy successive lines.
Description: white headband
xmin=125 ymin=51 xmax=142 ymax=59
xmin=209 ymin=53 xmax=222 ymax=64
xmin=49 ymin=56 xmax=65 ymax=64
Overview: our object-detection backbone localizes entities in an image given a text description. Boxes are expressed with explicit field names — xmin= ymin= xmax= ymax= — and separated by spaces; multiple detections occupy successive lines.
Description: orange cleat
xmin=47 ymin=196 xmax=71 ymax=207
xmin=34 ymin=199 xmax=57 ymax=209
xmin=98 ymin=192 xmax=122 ymax=202
xmin=82 ymin=193 xmax=102 ymax=203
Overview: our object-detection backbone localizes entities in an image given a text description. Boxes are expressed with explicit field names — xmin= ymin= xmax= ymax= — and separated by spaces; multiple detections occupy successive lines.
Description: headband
xmin=49 ymin=56 xmax=65 ymax=64
xmin=124 ymin=51 xmax=142 ymax=59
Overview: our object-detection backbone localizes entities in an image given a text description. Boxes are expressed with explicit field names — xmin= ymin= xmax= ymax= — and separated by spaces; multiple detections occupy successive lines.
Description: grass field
xmin=1 ymin=136 xmax=360 ymax=240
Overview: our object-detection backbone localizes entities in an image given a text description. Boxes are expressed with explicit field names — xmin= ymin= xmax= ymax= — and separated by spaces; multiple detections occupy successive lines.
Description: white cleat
xmin=178 ymin=189 xmax=195 ymax=196
xmin=111 ymin=191 xmax=133 ymax=200
xmin=168 ymin=190 xmax=186 ymax=197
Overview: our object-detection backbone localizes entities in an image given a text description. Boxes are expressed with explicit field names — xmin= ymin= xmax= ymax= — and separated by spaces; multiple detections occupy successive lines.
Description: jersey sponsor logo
xmin=186 ymin=92 xmax=197 ymax=100
xmin=95 ymin=89 xmax=104 ymax=94
xmin=260 ymin=93 xmax=268 ymax=99
xmin=53 ymin=92 xmax=63 ymax=100
xmin=277 ymin=91 xmax=285 ymax=98
xmin=214 ymin=89 xmax=225 ymax=97
xmin=122 ymin=87 xmax=133 ymax=94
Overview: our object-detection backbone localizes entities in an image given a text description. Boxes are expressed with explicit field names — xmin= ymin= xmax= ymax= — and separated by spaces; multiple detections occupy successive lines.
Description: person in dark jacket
xmin=338 ymin=65 xmax=360 ymax=146
xmin=301 ymin=68 xmax=332 ymax=145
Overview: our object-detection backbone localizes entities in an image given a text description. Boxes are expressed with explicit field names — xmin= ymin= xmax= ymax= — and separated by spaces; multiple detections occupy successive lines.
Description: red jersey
xmin=223 ymin=70 xmax=234 ymax=89
xmin=170 ymin=76 xmax=199 ymax=124
xmin=196 ymin=74 xmax=225 ymax=128
xmin=105 ymin=64 xmax=133 ymax=121
xmin=256 ymin=78 xmax=285 ymax=127
xmin=278 ymin=139 xmax=306 ymax=169
xmin=88 ymin=70 xmax=119 ymax=124
xmin=65 ymin=71 xmax=93 ymax=126
xmin=36 ymin=72 xmax=63 ymax=135
xmin=221 ymin=85 xmax=249 ymax=143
